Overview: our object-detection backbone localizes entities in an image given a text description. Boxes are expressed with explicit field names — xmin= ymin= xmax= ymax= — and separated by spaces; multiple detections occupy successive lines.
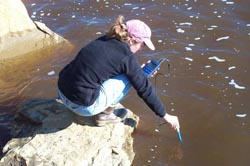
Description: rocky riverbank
xmin=0 ymin=98 xmax=139 ymax=166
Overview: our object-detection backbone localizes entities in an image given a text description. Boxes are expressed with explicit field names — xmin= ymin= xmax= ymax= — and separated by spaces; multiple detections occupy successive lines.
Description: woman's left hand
xmin=141 ymin=60 xmax=159 ymax=77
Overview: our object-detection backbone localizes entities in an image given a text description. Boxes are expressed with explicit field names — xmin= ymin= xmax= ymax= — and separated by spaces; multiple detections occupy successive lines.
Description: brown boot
xmin=102 ymin=106 xmax=115 ymax=114
xmin=95 ymin=107 xmax=128 ymax=127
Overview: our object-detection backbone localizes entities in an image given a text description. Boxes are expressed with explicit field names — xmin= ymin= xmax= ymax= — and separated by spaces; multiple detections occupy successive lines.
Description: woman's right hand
xmin=163 ymin=113 xmax=180 ymax=131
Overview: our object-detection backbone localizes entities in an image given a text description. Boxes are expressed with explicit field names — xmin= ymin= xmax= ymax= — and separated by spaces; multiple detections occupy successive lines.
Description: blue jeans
xmin=58 ymin=74 xmax=131 ymax=116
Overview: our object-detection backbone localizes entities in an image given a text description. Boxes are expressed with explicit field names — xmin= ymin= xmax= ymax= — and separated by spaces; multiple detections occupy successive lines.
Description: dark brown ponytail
xmin=106 ymin=15 xmax=130 ymax=42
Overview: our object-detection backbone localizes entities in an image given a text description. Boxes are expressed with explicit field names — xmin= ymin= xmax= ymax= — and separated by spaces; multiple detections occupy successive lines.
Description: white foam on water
xmin=236 ymin=114 xmax=247 ymax=118
xmin=205 ymin=65 xmax=211 ymax=68
xmin=124 ymin=3 xmax=132 ymax=6
xmin=211 ymin=25 xmax=218 ymax=28
xmin=31 ymin=3 xmax=36 ymax=6
xmin=207 ymin=28 xmax=214 ymax=30
xmin=228 ymin=66 xmax=236 ymax=70
xmin=226 ymin=2 xmax=235 ymax=5
xmin=208 ymin=56 xmax=226 ymax=62
xmin=216 ymin=36 xmax=230 ymax=41
xmin=48 ymin=71 xmax=55 ymax=76
xmin=229 ymin=79 xmax=246 ymax=89
xmin=185 ymin=47 xmax=192 ymax=51
xmin=185 ymin=57 xmax=193 ymax=61
xmin=188 ymin=43 xmax=195 ymax=46
xmin=176 ymin=28 xmax=185 ymax=33
xmin=132 ymin=7 xmax=139 ymax=10
xmin=179 ymin=22 xmax=192 ymax=26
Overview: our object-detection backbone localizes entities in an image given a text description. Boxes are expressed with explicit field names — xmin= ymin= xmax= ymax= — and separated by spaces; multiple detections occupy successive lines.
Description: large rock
xmin=0 ymin=0 xmax=68 ymax=60
xmin=0 ymin=98 xmax=139 ymax=166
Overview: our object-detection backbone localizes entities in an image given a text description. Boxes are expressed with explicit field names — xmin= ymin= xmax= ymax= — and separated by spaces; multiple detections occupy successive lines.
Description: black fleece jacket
xmin=58 ymin=36 xmax=167 ymax=117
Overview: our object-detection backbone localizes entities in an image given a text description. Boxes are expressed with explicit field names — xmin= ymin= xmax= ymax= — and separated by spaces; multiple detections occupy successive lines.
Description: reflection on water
xmin=1 ymin=0 xmax=250 ymax=165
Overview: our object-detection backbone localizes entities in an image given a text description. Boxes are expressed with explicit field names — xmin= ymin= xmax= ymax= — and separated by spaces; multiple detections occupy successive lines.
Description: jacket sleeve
xmin=121 ymin=55 xmax=167 ymax=117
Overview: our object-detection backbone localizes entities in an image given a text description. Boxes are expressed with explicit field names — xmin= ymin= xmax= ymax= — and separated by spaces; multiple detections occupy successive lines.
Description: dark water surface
xmin=1 ymin=0 xmax=250 ymax=165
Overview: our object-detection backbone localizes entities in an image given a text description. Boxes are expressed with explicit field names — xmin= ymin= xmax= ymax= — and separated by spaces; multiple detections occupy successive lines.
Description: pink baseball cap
xmin=126 ymin=19 xmax=155 ymax=50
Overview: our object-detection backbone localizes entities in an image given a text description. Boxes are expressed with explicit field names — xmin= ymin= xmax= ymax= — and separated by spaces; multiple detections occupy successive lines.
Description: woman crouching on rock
xmin=57 ymin=15 xmax=180 ymax=131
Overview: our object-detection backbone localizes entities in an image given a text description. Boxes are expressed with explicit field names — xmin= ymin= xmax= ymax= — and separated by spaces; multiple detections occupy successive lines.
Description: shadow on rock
xmin=11 ymin=98 xmax=78 ymax=138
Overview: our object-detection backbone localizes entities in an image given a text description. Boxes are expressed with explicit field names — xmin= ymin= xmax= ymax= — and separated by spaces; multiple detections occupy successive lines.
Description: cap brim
xmin=144 ymin=39 xmax=155 ymax=50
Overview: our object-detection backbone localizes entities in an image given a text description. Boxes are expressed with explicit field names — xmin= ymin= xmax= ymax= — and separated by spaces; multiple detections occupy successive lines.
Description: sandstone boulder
xmin=0 ymin=98 xmax=139 ymax=166
xmin=0 ymin=0 xmax=68 ymax=60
